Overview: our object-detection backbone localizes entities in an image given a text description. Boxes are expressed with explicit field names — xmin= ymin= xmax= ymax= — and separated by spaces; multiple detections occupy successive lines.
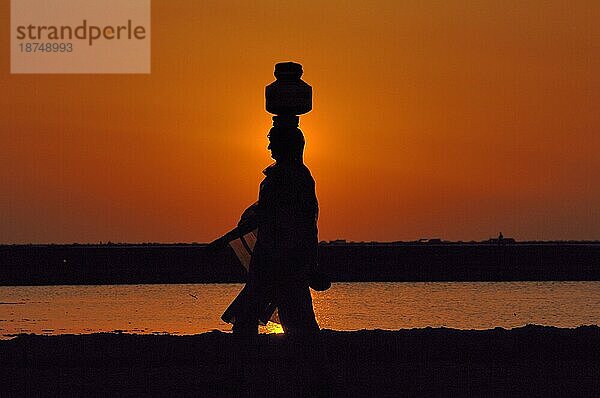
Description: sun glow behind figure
xmin=263 ymin=321 xmax=285 ymax=334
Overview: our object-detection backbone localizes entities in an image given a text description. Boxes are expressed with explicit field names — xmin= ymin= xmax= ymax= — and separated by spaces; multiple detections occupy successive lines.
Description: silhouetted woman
xmin=231 ymin=123 xmax=320 ymax=336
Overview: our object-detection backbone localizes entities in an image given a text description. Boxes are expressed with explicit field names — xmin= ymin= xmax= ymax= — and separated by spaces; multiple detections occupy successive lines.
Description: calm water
xmin=1 ymin=282 xmax=599 ymax=338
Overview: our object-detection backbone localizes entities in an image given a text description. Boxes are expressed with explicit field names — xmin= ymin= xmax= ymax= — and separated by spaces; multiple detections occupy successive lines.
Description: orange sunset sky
xmin=1 ymin=1 xmax=599 ymax=243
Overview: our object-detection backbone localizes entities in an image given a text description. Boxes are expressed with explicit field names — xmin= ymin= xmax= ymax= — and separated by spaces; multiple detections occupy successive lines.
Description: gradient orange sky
xmin=1 ymin=1 xmax=599 ymax=243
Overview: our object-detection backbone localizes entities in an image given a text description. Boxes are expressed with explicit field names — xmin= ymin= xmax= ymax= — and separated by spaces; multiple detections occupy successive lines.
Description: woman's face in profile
xmin=268 ymin=139 xmax=283 ymax=161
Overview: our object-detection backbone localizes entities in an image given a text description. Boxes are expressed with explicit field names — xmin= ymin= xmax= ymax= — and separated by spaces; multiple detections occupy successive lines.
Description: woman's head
xmin=267 ymin=126 xmax=305 ymax=162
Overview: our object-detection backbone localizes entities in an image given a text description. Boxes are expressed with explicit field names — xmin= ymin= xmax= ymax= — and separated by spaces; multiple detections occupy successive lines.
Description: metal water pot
xmin=265 ymin=62 xmax=312 ymax=116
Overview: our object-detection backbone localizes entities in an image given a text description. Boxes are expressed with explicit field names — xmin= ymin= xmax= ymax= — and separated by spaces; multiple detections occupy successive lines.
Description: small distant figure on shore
xmin=488 ymin=231 xmax=515 ymax=244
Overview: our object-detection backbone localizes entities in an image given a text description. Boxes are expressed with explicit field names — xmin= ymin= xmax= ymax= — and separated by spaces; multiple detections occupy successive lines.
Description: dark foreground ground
xmin=1 ymin=325 xmax=599 ymax=397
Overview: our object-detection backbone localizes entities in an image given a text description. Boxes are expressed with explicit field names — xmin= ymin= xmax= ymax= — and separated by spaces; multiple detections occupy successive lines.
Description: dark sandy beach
xmin=1 ymin=325 xmax=599 ymax=397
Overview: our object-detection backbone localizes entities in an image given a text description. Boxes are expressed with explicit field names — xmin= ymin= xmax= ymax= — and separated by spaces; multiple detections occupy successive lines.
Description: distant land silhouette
xmin=2 ymin=239 xmax=600 ymax=285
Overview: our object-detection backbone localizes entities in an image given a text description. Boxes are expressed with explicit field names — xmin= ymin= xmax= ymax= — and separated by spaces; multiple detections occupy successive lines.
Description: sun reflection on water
xmin=3 ymin=282 xmax=600 ymax=339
